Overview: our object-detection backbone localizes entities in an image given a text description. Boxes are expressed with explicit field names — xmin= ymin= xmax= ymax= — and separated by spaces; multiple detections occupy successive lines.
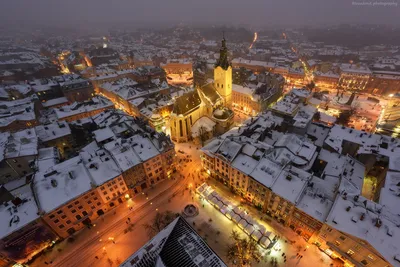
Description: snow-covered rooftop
xmin=33 ymin=156 xmax=94 ymax=213
xmin=35 ymin=121 xmax=71 ymax=142
xmin=0 ymin=184 xmax=39 ymax=239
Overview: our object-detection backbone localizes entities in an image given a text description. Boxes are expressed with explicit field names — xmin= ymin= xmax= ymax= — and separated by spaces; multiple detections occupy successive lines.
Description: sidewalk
xmin=30 ymin=175 xmax=181 ymax=267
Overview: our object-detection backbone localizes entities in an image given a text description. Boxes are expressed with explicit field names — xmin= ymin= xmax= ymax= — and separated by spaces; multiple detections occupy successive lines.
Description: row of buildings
xmin=0 ymin=109 xmax=176 ymax=266
xmin=233 ymin=57 xmax=400 ymax=96
xmin=200 ymin=94 xmax=400 ymax=266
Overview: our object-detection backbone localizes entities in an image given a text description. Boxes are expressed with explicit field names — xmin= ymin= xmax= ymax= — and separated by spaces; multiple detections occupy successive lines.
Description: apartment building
xmin=200 ymin=109 xmax=400 ymax=267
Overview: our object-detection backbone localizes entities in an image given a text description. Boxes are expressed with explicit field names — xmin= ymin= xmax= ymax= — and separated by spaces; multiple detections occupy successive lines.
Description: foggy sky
xmin=1 ymin=0 xmax=399 ymax=28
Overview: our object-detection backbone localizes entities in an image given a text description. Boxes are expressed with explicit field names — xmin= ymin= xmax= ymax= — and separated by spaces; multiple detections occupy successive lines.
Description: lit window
xmin=347 ymin=249 xmax=355 ymax=256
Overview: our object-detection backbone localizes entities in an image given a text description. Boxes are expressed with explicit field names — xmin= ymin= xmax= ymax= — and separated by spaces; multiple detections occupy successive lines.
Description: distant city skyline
xmin=0 ymin=0 xmax=399 ymax=29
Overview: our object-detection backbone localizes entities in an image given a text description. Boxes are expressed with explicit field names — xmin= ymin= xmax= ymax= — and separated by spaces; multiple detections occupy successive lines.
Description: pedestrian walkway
xmin=202 ymin=179 xmax=341 ymax=267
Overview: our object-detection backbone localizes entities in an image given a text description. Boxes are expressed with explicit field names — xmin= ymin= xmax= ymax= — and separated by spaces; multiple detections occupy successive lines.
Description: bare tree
xmin=226 ymin=230 xmax=261 ymax=267
xmin=198 ymin=126 xmax=209 ymax=147
xmin=142 ymin=211 xmax=178 ymax=238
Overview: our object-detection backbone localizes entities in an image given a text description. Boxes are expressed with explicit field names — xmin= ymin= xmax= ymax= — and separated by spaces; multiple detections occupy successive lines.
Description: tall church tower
xmin=214 ymin=36 xmax=232 ymax=108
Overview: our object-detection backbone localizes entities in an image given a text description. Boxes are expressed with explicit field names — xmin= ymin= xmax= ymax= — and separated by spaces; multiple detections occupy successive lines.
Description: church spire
xmin=215 ymin=33 xmax=230 ymax=70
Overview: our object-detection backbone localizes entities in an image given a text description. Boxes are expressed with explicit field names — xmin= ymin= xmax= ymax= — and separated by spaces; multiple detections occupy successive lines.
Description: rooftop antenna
xmin=222 ymin=30 xmax=225 ymax=40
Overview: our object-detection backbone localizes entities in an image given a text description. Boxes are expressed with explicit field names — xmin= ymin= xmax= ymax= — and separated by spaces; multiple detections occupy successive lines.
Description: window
xmin=94 ymin=197 xmax=98 ymax=200
xmin=91 ymin=206 xmax=95 ymax=210
xmin=339 ymin=235 xmax=346 ymax=241
xmin=76 ymin=215 xmax=82 ymax=220
xmin=78 ymin=206 xmax=83 ymax=210
xmin=82 ymin=211 xmax=88 ymax=216
xmin=361 ymin=260 xmax=368 ymax=265
xmin=66 ymin=220 xmax=71 ymax=224
xmin=67 ymin=205 xmax=73 ymax=209
xmin=97 ymin=202 xmax=101 ymax=206
xmin=87 ymin=200 xmax=92 ymax=204
xmin=74 ymin=201 xmax=79 ymax=205
xmin=100 ymin=186 xmax=105 ymax=190
xmin=347 ymin=249 xmax=355 ymax=256
xmin=119 ymin=182 xmax=124 ymax=186
xmin=71 ymin=209 xmax=76 ymax=213
xmin=367 ymin=255 xmax=375 ymax=261
xmin=61 ymin=215 xmax=67 ymax=219
xmin=335 ymin=241 xmax=341 ymax=247
xmin=54 ymin=219 xmax=60 ymax=224
xmin=114 ymin=185 xmax=118 ymax=189
xmin=49 ymin=214 xmax=55 ymax=219
xmin=122 ymin=187 xmax=126 ymax=191
xmin=106 ymin=196 xmax=110 ymax=201
xmin=59 ymin=224 xmax=65 ymax=229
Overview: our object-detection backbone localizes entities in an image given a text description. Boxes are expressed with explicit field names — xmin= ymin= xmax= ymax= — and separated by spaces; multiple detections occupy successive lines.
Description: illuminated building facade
xmin=169 ymin=37 xmax=234 ymax=143
xmin=161 ymin=59 xmax=193 ymax=85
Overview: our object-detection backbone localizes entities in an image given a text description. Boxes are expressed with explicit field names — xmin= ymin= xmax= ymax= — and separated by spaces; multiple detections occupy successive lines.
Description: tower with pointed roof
xmin=214 ymin=36 xmax=232 ymax=108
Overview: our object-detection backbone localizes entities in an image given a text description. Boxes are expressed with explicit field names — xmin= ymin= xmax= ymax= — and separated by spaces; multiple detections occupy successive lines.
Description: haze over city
xmin=0 ymin=2 xmax=399 ymax=267
xmin=1 ymin=0 xmax=400 ymax=28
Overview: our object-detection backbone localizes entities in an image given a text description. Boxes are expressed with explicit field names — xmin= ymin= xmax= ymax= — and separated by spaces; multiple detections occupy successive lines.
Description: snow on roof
xmin=191 ymin=116 xmax=216 ymax=137
xmin=271 ymin=91 xmax=301 ymax=115
xmin=0 ymin=97 xmax=36 ymax=127
xmin=80 ymin=148 xmax=121 ymax=185
xmin=42 ymin=97 xmax=68 ymax=108
xmin=231 ymin=153 xmax=259 ymax=175
xmin=35 ymin=121 xmax=71 ymax=142
xmin=379 ymin=172 xmax=400 ymax=213
xmin=340 ymin=63 xmax=372 ymax=75
xmin=232 ymin=58 xmax=275 ymax=68
xmin=273 ymin=134 xmax=317 ymax=166
xmin=232 ymin=84 xmax=254 ymax=96
xmin=216 ymin=138 xmax=242 ymax=162
xmin=271 ymin=166 xmax=310 ymax=204
xmin=326 ymin=193 xmax=400 ymax=267
xmin=104 ymin=139 xmax=142 ymax=172
xmin=250 ymin=157 xmax=282 ymax=188
xmin=29 ymin=78 xmax=59 ymax=92
xmin=0 ymin=184 xmax=39 ymax=239
xmin=325 ymin=125 xmax=381 ymax=153
xmin=36 ymin=147 xmax=58 ymax=173
xmin=306 ymin=123 xmax=331 ymax=147
xmin=33 ymin=156 xmax=94 ymax=213
xmin=130 ymin=134 xmax=159 ymax=161
xmin=93 ymin=127 xmax=115 ymax=143
xmin=0 ymin=132 xmax=10 ymax=162
xmin=129 ymin=97 xmax=146 ymax=107
xmin=201 ymin=138 xmax=223 ymax=156
xmin=296 ymin=176 xmax=335 ymax=222
xmin=318 ymin=149 xmax=346 ymax=178
xmin=293 ymin=105 xmax=316 ymax=128
xmin=54 ymin=96 xmax=113 ymax=120
xmin=5 ymin=129 xmax=38 ymax=159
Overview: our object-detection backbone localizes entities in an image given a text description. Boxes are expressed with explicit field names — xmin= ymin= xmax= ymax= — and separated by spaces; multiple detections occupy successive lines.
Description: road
xmin=31 ymin=143 xmax=201 ymax=267
xmin=33 ymin=142 xmax=339 ymax=267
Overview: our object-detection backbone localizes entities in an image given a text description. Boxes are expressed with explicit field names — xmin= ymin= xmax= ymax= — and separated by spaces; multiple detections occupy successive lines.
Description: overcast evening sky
xmin=0 ymin=0 xmax=399 ymax=28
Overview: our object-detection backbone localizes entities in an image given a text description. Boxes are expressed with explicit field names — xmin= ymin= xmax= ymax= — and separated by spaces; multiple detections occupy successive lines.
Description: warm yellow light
xmin=125 ymin=194 xmax=130 ymax=199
